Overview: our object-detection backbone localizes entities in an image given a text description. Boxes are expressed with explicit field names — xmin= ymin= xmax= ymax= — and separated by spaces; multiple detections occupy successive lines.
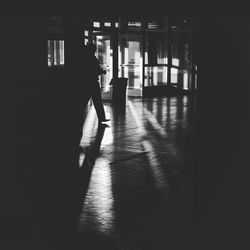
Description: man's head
xmin=86 ymin=43 xmax=97 ymax=54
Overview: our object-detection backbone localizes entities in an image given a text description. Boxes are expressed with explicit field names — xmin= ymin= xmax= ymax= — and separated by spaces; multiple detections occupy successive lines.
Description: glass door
xmin=144 ymin=34 xmax=168 ymax=87
xmin=93 ymin=32 xmax=113 ymax=99
xmin=118 ymin=34 xmax=143 ymax=97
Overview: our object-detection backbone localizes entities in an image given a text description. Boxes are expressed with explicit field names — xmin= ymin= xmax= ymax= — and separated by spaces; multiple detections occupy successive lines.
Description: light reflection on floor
xmin=128 ymin=100 xmax=169 ymax=198
xmin=77 ymin=103 xmax=115 ymax=236
xmin=78 ymin=158 xmax=115 ymax=236
xmin=127 ymin=100 xmax=145 ymax=134
xmin=142 ymin=107 xmax=166 ymax=137
xmin=130 ymin=99 xmax=180 ymax=161
xmin=142 ymin=140 xmax=169 ymax=199
xmin=75 ymin=97 xmax=194 ymax=248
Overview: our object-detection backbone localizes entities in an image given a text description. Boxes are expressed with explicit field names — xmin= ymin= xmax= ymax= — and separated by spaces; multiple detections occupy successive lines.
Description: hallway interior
xmin=30 ymin=95 xmax=195 ymax=250
xmin=4 ymin=15 xmax=250 ymax=250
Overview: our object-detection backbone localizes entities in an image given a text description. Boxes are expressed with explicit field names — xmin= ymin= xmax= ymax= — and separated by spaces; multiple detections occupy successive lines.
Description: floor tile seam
xmin=80 ymin=150 xmax=148 ymax=167
xmin=110 ymin=131 xmax=147 ymax=141
xmin=109 ymin=126 xmax=139 ymax=133
xmin=108 ymin=151 xmax=149 ymax=165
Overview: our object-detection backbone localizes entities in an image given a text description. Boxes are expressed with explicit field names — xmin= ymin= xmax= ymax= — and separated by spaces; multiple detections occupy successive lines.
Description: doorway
xmin=118 ymin=34 xmax=143 ymax=97
xmin=92 ymin=32 xmax=143 ymax=99
xmin=93 ymin=32 xmax=113 ymax=100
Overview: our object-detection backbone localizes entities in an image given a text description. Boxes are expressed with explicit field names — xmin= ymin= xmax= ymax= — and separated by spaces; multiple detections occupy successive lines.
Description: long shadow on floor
xmin=32 ymin=102 xmax=109 ymax=250
xmin=71 ymin=123 xmax=111 ymax=249
xmin=78 ymin=123 xmax=110 ymax=203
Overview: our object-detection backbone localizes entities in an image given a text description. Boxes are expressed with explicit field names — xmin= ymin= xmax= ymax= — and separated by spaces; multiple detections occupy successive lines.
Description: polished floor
xmin=14 ymin=95 xmax=196 ymax=250
xmin=74 ymin=96 xmax=195 ymax=250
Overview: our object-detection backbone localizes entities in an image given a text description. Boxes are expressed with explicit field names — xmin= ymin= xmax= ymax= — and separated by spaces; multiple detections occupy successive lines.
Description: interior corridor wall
xmin=196 ymin=17 xmax=250 ymax=249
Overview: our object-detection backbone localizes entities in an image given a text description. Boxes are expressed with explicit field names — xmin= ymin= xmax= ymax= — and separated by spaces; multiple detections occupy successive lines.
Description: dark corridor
xmin=31 ymin=96 xmax=195 ymax=250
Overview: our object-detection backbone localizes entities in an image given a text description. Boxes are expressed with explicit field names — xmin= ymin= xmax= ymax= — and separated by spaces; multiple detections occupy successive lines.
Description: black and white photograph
xmin=1 ymin=2 xmax=250 ymax=249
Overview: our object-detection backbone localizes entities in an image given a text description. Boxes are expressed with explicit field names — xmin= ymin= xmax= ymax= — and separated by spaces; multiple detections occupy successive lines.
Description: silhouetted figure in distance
xmin=83 ymin=43 xmax=110 ymax=123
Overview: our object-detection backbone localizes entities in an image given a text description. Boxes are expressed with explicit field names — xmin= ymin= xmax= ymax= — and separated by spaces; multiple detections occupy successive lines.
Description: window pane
xmin=47 ymin=40 xmax=53 ymax=66
xmin=144 ymin=66 xmax=168 ymax=86
xmin=172 ymin=58 xmax=179 ymax=67
xmin=128 ymin=21 xmax=141 ymax=28
xmin=47 ymin=40 xmax=64 ymax=67
xmin=171 ymin=68 xmax=191 ymax=89
xmin=145 ymin=34 xmax=168 ymax=65
xmin=104 ymin=22 xmax=111 ymax=27
xmin=59 ymin=41 xmax=64 ymax=65
xmin=157 ymin=36 xmax=168 ymax=64
xmin=171 ymin=31 xmax=192 ymax=68
xmin=93 ymin=22 xmax=100 ymax=28
xmin=53 ymin=40 xmax=58 ymax=65
xmin=147 ymin=18 xmax=165 ymax=30
xmin=171 ymin=68 xmax=178 ymax=84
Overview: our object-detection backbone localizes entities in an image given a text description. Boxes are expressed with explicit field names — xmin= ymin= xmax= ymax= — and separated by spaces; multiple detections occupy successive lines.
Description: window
xmin=84 ymin=30 xmax=89 ymax=45
xmin=104 ymin=22 xmax=111 ymax=27
xmin=128 ymin=21 xmax=141 ymax=28
xmin=84 ymin=38 xmax=89 ymax=45
xmin=171 ymin=31 xmax=192 ymax=68
xmin=171 ymin=68 xmax=191 ymax=89
xmin=93 ymin=22 xmax=100 ymax=28
xmin=147 ymin=19 xmax=165 ymax=30
xmin=47 ymin=40 xmax=64 ymax=67
xmin=144 ymin=66 xmax=168 ymax=86
xmin=145 ymin=34 xmax=168 ymax=65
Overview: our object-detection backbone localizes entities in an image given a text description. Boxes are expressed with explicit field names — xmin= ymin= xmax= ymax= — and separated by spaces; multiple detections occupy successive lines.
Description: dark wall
xmin=0 ymin=16 xmax=49 ymax=247
xmin=1 ymin=17 xmax=85 ymax=247
xmin=1 ymin=16 xmax=47 ymax=213
xmin=196 ymin=17 xmax=250 ymax=248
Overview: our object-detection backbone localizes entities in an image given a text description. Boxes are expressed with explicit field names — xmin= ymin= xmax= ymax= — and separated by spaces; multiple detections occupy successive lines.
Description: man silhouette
xmin=84 ymin=43 xmax=110 ymax=123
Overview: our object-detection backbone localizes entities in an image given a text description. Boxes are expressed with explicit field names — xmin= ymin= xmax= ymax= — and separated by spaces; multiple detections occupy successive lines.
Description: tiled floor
xmin=12 ymin=95 xmax=196 ymax=250
xmin=72 ymin=96 xmax=195 ymax=249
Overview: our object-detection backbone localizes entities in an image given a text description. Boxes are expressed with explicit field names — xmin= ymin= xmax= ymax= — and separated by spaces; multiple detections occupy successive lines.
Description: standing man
xmin=84 ymin=43 xmax=110 ymax=123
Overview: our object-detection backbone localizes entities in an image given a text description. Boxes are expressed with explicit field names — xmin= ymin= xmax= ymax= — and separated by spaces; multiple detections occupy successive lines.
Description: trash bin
xmin=109 ymin=77 xmax=128 ymax=108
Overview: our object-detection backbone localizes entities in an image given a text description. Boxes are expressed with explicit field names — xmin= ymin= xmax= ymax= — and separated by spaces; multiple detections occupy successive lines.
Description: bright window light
xmin=171 ymin=68 xmax=178 ymax=83
xmin=172 ymin=58 xmax=179 ymax=66
xmin=128 ymin=22 xmax=141 ymax=27
xmin=47 ymin=40 xmax=64 ymax=67
xmin=93 ymin=22 xmax=100 ymax=28
xmin=183 ymin=72 xmax=188 ymax=90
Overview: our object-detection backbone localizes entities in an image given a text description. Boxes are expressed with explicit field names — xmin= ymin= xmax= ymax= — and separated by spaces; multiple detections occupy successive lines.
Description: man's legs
xmin=77 ymin=93 xmax=92 ymax=144
xmin=91 ymin=82 xmax=108 ymax=122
